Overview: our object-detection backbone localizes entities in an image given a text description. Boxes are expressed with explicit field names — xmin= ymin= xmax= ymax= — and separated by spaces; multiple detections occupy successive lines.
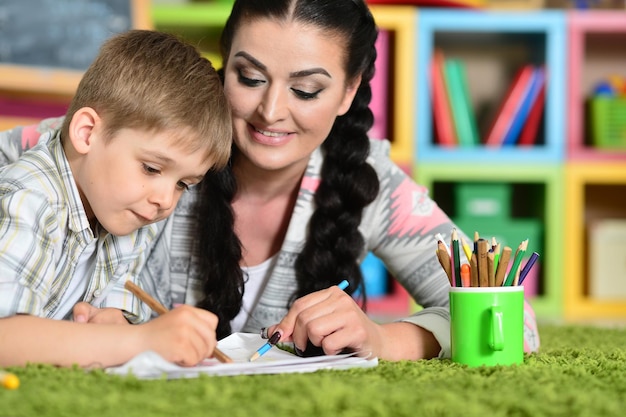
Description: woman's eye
xmin=143 ymin=164 xmax=160 ymax=175
xmin=293 ymin=88 xmax=322 ymax=100
xmin=238 ymin=70 xmax=264 ymax=87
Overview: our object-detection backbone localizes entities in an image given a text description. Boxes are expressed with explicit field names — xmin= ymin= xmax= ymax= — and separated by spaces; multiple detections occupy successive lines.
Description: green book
xmin=444 ymin=59 xmax=480 ymax=147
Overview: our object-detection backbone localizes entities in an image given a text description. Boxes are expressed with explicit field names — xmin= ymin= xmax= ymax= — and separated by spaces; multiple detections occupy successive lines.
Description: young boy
xmin=0 ymin=30 xmax=232 ymax=368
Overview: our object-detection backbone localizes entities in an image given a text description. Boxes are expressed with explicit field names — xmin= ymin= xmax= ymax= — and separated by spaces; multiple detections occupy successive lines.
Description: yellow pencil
xmin=460 ymin=235 xmax=473 ymax=261
xmin=1 ymin=370 xmax=19 ymax=390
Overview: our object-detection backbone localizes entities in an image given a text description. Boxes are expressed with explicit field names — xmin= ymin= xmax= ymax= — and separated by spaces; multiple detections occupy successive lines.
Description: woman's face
xmin=223 ymin=18 xmax=359 ymax=174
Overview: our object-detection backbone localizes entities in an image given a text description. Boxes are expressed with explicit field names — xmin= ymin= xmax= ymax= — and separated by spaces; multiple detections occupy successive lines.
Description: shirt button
xmin=93 ymin=290 xmax=102 ymax=298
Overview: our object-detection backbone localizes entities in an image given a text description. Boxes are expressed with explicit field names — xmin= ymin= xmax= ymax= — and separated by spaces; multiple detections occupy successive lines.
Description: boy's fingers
xmin=72 ymin=302 xmax=94 ymax=323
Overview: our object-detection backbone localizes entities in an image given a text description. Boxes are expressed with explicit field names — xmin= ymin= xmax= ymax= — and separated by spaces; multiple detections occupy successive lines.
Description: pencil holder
xmin=449 ymin=286 xmax=524 ymax=367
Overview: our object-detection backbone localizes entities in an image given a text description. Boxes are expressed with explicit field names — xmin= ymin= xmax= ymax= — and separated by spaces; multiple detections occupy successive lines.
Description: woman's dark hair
xmin=198 ymin=0 xmax=380 ymax=338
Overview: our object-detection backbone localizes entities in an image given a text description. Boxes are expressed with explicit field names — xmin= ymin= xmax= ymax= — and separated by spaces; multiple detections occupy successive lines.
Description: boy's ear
xmin=68 ymin=107 xmax=101 ymax=155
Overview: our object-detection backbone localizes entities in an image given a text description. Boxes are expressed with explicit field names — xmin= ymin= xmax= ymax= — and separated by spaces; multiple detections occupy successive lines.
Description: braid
xmin=293 ymin=8 xmax=380 ymax=304
xmin=195 ymin=161 xmax=244 ymax=339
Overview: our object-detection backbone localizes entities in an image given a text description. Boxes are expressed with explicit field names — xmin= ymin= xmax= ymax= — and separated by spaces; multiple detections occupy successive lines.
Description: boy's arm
xmin=0 ymin=306 xmax=219 ymax=368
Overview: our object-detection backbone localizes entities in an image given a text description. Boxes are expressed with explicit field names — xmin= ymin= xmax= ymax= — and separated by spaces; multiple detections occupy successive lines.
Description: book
xmin=517 ymin=78 xmax=545 ymax=146
xmin=501 ymin=67 xmax=545 ymax=146
xmin=445 ymin=59 xmax=480 ymax=147
xmin=484 ymin=65 xmax=535 ymax=147
xmin=106 ymin=332 xmax=378 ymax=379
xmin=368 ymin=29 xmax=390 ymax=140
xmin=430 ymin=50 xmax=457 ymax=147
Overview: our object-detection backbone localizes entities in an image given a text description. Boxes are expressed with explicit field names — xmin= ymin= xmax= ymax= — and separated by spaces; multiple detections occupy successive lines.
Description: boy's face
xmin=72 ymin=122 xmax=213 ymax=236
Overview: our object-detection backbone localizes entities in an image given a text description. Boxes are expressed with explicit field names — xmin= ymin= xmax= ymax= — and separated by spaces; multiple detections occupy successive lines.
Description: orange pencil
xmin=460 ymin=263 xmax=471 ymax=288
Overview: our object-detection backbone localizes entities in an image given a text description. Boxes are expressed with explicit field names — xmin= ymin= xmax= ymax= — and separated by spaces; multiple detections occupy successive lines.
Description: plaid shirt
xmin=0 ymin=129 xmax=156 ymax=323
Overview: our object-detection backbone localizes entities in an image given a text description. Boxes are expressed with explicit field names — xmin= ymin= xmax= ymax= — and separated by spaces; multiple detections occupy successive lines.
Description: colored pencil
xmin=518 ymin=252 xmax=540 ymax=286
xmin=504 ymin=239 xmax=528 ymax=287
xmin=495 ymin=246 xmax=512 ymax=287
xmin=451 ymin=229 xmax=462 ymax=287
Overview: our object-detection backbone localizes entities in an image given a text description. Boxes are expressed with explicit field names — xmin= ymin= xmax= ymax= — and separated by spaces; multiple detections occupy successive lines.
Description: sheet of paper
xmin=106 ymin=332 xmax=378 ymax=379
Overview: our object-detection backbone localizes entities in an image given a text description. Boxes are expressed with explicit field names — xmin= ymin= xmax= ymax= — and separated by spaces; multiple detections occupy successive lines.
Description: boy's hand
xmin=140 ymin=305 xmax=218 ymax=367
xmin=72 ymin=302 xmax=129 ymax=324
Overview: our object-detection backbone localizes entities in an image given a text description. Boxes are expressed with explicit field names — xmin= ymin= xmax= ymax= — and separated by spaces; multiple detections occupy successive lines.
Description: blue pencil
xmin=518 ymin=252 xmax=539 ymax=286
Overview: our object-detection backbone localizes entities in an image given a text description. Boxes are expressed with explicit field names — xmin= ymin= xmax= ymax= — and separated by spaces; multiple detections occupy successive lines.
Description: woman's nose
xmin=258 ymin=86 xmax=288 ymax=123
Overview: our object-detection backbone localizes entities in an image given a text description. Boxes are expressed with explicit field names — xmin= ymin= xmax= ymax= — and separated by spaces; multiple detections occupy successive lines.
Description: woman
xmin=147 ymin=0 xmax=459 ymax=360
xmin=0 ymin=0 xmax=539 ymax=361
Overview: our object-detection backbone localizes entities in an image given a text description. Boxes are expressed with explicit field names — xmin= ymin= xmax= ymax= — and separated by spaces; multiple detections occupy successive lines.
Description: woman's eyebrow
xmin=233 ymin=51 xmax=330 ymax=78
xmin=290 ymin=68 xmax=331 ymax=79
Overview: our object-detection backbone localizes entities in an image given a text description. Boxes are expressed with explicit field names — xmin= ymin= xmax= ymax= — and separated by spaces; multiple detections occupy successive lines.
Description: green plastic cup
xmin=449 ymin=286 xmax=524 ymax=367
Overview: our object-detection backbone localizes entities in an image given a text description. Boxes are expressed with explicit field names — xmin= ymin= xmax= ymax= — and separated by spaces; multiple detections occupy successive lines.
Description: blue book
xmin=501 ymin=67 xmax=545 ymax=146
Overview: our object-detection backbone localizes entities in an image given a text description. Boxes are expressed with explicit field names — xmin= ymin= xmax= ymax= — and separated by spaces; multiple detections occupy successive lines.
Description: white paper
xmin=106 ymin=332 xmax=378 ymax=379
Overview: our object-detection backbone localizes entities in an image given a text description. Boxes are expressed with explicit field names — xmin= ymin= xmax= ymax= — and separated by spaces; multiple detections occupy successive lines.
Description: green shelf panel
xmin=415 ymin=162 xmax=564 ymax=319
xmin=152 ymin=3 xmax=232 ymax=27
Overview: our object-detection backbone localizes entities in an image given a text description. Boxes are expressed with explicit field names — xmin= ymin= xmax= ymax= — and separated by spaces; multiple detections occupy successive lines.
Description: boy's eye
xmin=176 ymin=181 xmax=190 ymax=191
xmin=143 ymin=164 xmax=160 ymax=174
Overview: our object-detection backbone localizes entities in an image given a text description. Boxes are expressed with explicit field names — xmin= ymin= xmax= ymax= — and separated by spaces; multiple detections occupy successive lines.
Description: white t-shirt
xmin=231 ymin=255 xmax=276 ymax=332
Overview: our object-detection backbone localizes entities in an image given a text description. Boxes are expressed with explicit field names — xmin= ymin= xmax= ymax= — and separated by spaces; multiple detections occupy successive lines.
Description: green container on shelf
xmin=590 ymin=97 xmax=626 ymax=149
xmin=454 ymin=183 xmax=511 ymax=221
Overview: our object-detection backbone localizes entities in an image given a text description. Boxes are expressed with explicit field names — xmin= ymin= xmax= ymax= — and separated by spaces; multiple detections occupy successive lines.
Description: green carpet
xmin=2 ymin=324 xmax=626 ymax=417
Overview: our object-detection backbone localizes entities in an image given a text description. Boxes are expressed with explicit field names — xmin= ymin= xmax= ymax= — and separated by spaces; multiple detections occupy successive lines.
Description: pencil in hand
xmin=124 ymin=281 xmax=232 ymax=364
xmin=249 ymin=330 xmax=282 ymax=362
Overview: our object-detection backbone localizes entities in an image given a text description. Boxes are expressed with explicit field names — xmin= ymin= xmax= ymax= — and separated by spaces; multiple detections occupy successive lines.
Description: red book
xmin=431 ymin=50 xmax=457 ymax=147
xmin=484 ymin=65 xmax=534 ymax=147
xmin=517 ymin=81 xmax=545 ymax=146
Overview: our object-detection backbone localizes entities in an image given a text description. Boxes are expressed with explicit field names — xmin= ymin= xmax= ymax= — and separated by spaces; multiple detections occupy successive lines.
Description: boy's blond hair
xmin=61 ymin=29 xmax=232 ymax=169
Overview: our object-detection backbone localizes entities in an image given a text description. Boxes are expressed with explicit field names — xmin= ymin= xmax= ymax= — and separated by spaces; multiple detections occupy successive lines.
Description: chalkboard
xmin=0 ymin=0 xmax=150 ymax=96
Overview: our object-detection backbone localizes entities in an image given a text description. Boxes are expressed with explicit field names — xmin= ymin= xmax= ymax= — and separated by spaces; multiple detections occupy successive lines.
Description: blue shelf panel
xmin=415 ymin=9 xmax=566 ymax=164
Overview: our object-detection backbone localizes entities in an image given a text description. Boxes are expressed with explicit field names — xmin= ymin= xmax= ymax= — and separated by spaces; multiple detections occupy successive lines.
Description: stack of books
xmin=431 ymin=49 xmax=546 ymax=147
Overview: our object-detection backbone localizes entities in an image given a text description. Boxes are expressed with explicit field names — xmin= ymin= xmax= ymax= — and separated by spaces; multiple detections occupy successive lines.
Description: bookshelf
xmin=415 ymin=9 xmax=566 ymax=163
xmin=564 ymin=12 xmax=626 ymax=322
xmin=414 ymin=9 xmax=567 ymax=320
xmin=566 ymin=11 xmax=626 ymax=161
xmin=564 ymin=163 xmax=626 ymax=320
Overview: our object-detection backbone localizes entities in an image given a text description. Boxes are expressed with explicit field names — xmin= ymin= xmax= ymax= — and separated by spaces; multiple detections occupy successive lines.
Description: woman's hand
xmin=267 ymin=287 xmax=442 ymax=361
xmin=267 ymin=286 xmax=385 ymax=358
